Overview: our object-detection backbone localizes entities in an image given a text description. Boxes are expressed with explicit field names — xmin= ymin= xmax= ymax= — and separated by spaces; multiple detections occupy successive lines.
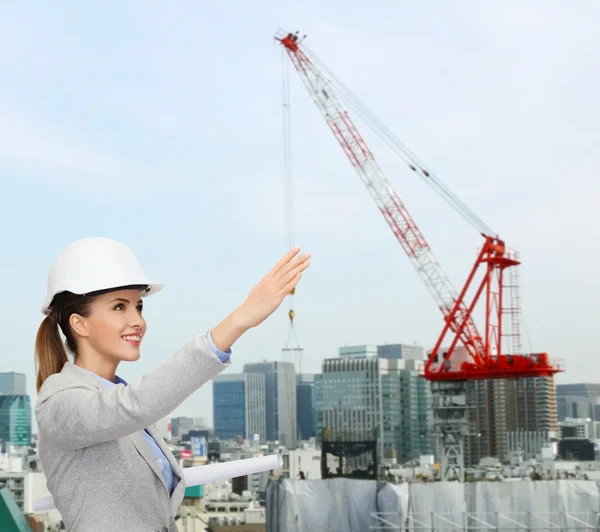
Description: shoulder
xmin=36 ymin=368 xmax=97 ymax=411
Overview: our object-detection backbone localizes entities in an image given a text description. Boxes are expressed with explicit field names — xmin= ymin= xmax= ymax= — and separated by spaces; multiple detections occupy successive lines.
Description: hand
xmin=237 ymin=247 xmax=310 ymax=330
xmin=210 ymin=247 xmax=310 ymax=352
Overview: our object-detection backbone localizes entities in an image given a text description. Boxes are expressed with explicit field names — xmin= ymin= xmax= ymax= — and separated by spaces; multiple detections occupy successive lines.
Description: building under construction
xmin=320 ymin=428 xmax=378 ymax=480
xmin=465 ymin=377 xmax=557 ymax=466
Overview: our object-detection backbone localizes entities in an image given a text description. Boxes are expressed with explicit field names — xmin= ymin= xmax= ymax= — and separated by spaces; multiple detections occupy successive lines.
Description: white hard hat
xmin=42 ymin=237 xmax=164 ymax=315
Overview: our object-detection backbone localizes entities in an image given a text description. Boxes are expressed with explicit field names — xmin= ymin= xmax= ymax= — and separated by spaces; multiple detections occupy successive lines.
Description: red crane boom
xmin=276 ymin=31 xmax=562 ymax=381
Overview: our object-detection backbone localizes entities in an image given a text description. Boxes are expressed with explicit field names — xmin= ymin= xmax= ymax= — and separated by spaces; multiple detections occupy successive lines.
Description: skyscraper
xmin=213 ymin=373 xmax=266 ymax=441
xmin=243 ymin=361 xmax=296 ymax=447
xmin=316 ymin=344 xmax=431 ymax=463
xmin=0 ymin=395 xmax=31 ymax=446
xmin=296 ymin=374 xmax=316 ymax=441
xmin=0 ymin=373 xmax=26 ymax=395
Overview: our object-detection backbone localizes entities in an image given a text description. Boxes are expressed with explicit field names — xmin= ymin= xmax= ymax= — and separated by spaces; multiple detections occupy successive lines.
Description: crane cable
xmin=302 ymin=43 xmax=495 ymax=238
xmin=297 ymin=42 xmax=535 ymax=358
xmin=281 ymin=47 xmax=301 ymax=351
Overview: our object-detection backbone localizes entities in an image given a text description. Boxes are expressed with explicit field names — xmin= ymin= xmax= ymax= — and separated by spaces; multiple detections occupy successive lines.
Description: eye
xmin=114 ymin=303 xmax=125 ymax=311
xmin=137 ymin=305 xmax=144 ymax=313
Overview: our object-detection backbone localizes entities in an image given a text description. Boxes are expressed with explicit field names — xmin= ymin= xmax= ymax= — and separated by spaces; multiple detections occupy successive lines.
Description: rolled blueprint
xmin=33 ymin=453 xmax=283 ymax=512
xmin=184 ymin=453 xmax=282 ymax=486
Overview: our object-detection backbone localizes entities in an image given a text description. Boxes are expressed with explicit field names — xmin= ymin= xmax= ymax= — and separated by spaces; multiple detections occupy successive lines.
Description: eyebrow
xmin=110 ymin=297 xmax=143 ymax=304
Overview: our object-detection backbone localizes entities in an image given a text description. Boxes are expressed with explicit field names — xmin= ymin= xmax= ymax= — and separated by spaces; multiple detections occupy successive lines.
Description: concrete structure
xmin=0 ymin=373 xmax=26 ymax=396
xmin=509 ymin=377 xmax=557 ymax=433
xmin=466 ymin=376 xmax=557 ymax=466
xmin=558 ymin=417 xmax=600 ymax=440
xmin=213 ymin=373 xmax=266 ymax=442
xmin=315 ymin=344 xmax=431 ymax=464
xmin=505 ymin=430 xmax=552 ymax=461
xmin=281 ymin=448 xmax=321 ymax=480
xmin=296 ymin=374 xmax=316 ymax=441
xmin=243 ymin=361 xmax=296 ymax=447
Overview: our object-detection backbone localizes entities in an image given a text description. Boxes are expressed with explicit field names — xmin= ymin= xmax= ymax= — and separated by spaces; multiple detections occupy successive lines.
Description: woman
xmin=34 ymin=236 xmax=310 ymax=532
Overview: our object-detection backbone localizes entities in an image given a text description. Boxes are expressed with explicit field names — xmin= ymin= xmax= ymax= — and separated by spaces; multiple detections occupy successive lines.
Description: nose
xmin=129 ymin=308 xmax=145 ymax=329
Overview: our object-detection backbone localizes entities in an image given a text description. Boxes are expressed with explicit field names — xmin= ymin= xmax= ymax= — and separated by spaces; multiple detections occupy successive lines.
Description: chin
xmin=118 ymin=350 xmax=141 ymax=362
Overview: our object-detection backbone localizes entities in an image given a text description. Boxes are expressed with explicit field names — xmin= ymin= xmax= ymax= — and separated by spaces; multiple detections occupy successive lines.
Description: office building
xmin=316 ymin=344 xmax=431 ymax=463
xmin=0 ymin=373 xmax=26 ymax=395
xmin=558 ymin=418 xmax=600 ymax=440
xmin=297 ymin=374 xmax=316 ymax=441
xmin=0 ymin=395 xmax=31 ymax=447
xmin=243 ymin=361 xmax=296 ymax=447
xmin=171 ymin=417 xmax=207 ymax=439
xmin=313 ymin=374 xmax=323 ymax=443
xmin=213 ymin=373 xmax=266 ymax=441
xmin=556 ymin=383 xmax=600 ymax=422
xmin=377 ymin=344 xmax=424 ymax=362
xmin=557 ymin=383 xmax=600 ymax=397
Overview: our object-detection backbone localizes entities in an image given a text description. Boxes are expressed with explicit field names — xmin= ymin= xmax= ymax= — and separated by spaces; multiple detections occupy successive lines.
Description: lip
xmin=122 ymin=333 xmax=143 ymax=346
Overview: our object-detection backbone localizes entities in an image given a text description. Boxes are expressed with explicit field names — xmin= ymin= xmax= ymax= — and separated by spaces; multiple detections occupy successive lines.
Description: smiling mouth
xmin=122 ymin=334 xmax=142 ymax=344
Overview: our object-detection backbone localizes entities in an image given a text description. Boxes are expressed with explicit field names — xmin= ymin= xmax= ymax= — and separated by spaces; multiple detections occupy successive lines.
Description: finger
xmin=269 ymin=247 xmax=300 ymax=277
xmin=278 ymin=271 xmax=303 ymax=297
xmin=278 ymin=258 xmax=310 ymax=287
xmin=275 ymin=252 xmax=311 ymax=282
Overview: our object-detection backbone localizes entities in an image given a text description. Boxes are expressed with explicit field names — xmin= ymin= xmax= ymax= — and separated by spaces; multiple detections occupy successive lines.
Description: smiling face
xmin=69 ymin=288 xmax=147 ymax=366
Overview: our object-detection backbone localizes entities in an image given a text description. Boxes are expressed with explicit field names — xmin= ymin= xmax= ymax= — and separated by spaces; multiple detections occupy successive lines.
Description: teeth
xmin=123 ymin=335 xmax=142 ymax=341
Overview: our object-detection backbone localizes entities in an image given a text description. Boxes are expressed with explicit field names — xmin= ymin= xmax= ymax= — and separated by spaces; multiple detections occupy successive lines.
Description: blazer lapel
xmin=145 ymin=425 xmax=186 ymax=510
xmin=146 ymin=425 xmax=183 ymax=481
xmin=130 ymin=430 xmax=169 ymax=493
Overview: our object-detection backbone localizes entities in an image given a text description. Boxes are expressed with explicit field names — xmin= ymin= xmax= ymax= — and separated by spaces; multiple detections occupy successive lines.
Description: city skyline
xmin=0 ymin=2 xmax=597 ymax=425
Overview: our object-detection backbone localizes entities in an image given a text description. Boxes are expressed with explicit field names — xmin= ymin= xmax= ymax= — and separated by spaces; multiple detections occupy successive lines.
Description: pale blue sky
xmin=1 ymin=1 xmax=598 ymax=426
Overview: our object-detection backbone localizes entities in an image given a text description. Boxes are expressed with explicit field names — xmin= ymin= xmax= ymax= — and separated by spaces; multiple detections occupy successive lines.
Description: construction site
xmin=259 ymin=28 xmax=595 ymax=531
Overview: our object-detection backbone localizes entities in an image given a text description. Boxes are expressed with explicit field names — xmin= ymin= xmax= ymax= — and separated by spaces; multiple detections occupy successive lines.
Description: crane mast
xmin=276 ymin=30 xmax=562 ymax=480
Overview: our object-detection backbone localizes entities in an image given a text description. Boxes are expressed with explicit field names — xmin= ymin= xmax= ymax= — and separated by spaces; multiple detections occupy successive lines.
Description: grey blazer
xmin=35 ymin=333 xmax=230 ymax=532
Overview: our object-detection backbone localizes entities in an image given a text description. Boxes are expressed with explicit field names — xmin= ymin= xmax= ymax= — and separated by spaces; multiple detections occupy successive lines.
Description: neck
xmin=74 ymin=348 xmax=119 ymax=382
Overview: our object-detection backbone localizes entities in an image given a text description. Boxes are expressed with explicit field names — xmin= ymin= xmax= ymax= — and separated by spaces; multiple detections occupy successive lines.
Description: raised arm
xmin=36 ymin=248 xmax=310 ymax=450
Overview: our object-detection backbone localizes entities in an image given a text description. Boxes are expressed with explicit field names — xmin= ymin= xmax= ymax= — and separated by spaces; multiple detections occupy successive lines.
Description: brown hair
xmin=35 ymin=292 xmax=99 ymax=393
xmin=35 ymin=284 xmax=148 ymax=393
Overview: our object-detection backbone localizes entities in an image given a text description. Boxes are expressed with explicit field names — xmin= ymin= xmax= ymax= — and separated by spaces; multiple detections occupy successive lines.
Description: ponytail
xmin=35 ymin=314 xmax=69 ymax=393
xmin=35 ymin=289 xmax=115 ymax=391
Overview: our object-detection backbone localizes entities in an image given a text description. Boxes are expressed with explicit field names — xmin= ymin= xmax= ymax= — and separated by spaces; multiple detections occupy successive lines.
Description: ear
xmin=69 ymin=313 xmax=90 ymax=338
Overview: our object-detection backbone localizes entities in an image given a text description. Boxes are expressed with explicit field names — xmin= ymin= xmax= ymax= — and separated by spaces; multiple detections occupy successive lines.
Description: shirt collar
xmin=78 ymin=367 xmax=128 ymax=389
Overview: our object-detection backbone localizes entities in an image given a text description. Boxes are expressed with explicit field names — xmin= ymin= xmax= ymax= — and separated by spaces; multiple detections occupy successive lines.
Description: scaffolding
xmin=369 ymin=511 xmax=600 ymax=530
xmin=266 ymin=477 xmax=600 ymax=532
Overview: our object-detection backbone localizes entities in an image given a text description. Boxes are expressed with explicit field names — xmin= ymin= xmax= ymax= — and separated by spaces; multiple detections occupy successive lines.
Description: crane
xmin=275 ymin=30 xmax=563 ymax=480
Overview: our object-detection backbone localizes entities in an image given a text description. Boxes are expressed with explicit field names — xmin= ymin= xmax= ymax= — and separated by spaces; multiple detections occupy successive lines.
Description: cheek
xmin=89 ymin=315 xmax=124 ymax=344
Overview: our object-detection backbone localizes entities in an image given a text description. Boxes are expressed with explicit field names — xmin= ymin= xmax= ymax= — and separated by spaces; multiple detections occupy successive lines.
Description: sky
xmin=0 ymin=1 xmax=598 ymax=428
